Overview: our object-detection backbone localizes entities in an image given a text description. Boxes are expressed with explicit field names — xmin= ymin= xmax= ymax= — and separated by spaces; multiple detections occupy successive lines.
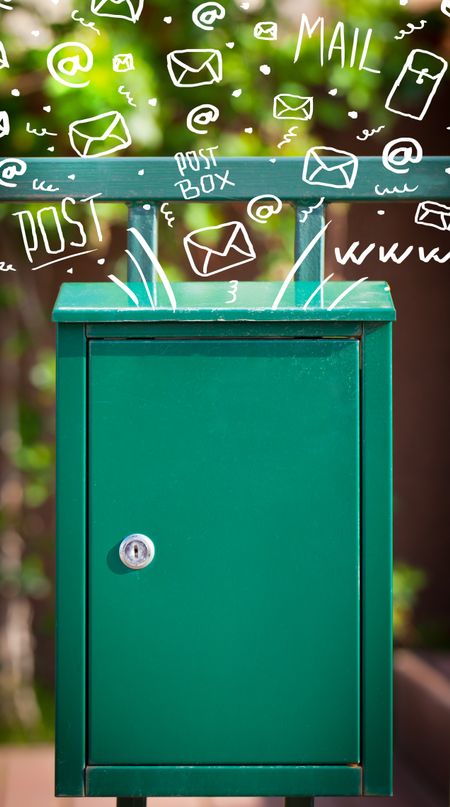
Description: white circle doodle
xmin=247 ymin=195 xmax=283 ymax=224
xmin=192 ymin=2 xmax=226 ymax=31
xmin=0 ymin=158 xmax=27 ymax=188
xmin=187 ymin=104 xmax=220 ymax=134
xmin=47 ymin=42 xmax=94 ymax=89
xmin=382 ymin=138 xmax=423 ymax=174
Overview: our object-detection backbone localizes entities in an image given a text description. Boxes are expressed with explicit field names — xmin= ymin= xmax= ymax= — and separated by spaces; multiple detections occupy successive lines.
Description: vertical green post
xmin=294 ymin=203 xmax=325 ymax=307
xmin=127 ymin=203 xmax=158 ymax=288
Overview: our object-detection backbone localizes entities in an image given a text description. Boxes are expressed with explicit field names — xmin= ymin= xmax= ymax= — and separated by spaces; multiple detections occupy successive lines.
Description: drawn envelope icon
xmin=113 ymin=53 xmax=134 ymax=72
xmin=303 ymin=146 xmax=358 ymax=189
xmin=273 ymin=94 xmax=313 ymax=121
xmin=0 ymin=111 xmax=10 ymax=139
xmin=184 ymin=221 xmax=256 ymax=277
xmin=254 ymin=21 xmax=278 ymax=41
xmin=91 ymin=0 xmax=143 ymax=22
xmin=167 ymin=49 xmax=222 ymax=88
xmin=69 ymin=111 xmax=132 ymax=158
xmin=414 ymin=200 xmax=450 ymax=231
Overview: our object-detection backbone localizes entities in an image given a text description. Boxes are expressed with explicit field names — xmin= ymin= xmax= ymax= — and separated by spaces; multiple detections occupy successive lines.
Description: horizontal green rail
xmin=0 ymin=156 xmax=448 ymax=203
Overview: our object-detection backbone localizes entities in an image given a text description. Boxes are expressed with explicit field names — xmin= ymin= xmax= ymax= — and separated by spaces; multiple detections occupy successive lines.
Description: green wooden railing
xmin=0 ymin=156 xmax=448 ymax=289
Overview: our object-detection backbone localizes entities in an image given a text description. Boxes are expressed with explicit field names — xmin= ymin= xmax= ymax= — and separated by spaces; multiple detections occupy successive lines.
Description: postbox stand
xmin=8 ymin=156 xmax=449 ymax=803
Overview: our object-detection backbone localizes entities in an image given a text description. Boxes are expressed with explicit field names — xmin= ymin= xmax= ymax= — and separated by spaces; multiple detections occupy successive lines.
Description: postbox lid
xmin=52 ymin=281 xmax=395 ymax=322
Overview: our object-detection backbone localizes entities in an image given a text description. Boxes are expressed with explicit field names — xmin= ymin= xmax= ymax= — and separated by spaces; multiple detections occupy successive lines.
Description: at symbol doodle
xmin=247 ymin=195 xmax=283 ymax=224
xmin=192 ymin=2 xmax=226 ymax=31
xmin=0 ymin=158 xmax=27 ymax=188
xmin=47 ymin=42 xmax=94 ymax=89
xmin=187 ymin=104 xmax=220 ymax=134
xmin=382 ymin=138 xmax=423 ymax=174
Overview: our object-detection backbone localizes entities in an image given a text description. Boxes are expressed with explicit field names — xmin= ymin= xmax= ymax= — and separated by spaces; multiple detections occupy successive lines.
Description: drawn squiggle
xmin=298 ymin=197 xmax=325 ymax=223
xmin=356 ymin=125 xmax=385 ymax=141
xmin=395 ymin=20 xmax=427 ymax=40
xmin=375 ymin=183 xmax=419 ymax=196
xmin=161 ymin=202 xmax=175 ymax=228
xmin=277 ymin=126 xmax=298 ymax=149
xmin=119 ymin=86 xmax=136 ymax=107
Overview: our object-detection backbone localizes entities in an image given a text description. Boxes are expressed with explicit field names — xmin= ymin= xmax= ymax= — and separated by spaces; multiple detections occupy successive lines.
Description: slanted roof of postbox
xmin=52 ymin=281 xmax=396 ymax=322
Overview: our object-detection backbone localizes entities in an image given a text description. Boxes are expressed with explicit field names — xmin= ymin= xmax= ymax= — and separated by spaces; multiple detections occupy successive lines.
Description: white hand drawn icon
xmin=69 ymin=111 xmax=132 ymax=158
xmin=184 ymin=221 xmax=256 ymax=276
xmin=187 ymin=104 xmax=219 ymax=134
xmin=0 ymin=158 xmax=27 ymax=188
xmin=0 ymin=41 xmax=9 ymax=70
xmin=273 ymin=94 xmax=313 ymax=121
xmin=113 ymin=53 xmax=134 ymax=72
xmin=247 ymin=195 xmax=282 ymax=224
xmin=0 ymin=0 xmax=13 ymax=11
xmin=167 ymin=49 xmax=222 ymax=88
xmin=303 ymin=147 xmax=358 ymax=189
xmin=192 ymin=2 xmax=225 ymax=31
xmin=254 ymin=21 xmax=277 ymax=40
xmin=382 ymin=138 xmax=423 ymax=174
xmin=47 ymin=42 xmax=93 ymax=89
xmin=414 ymin=201 xmax=450 ymax=232
xmin=385 ymin=49 xmax=448 ymax=120
xmin=91 ymin=0 xmax=143 ymax=22
xmin=441 ymin=0 xmax=450 ymax=16
xmin=0 ymin=111 xmax=10 ymax=139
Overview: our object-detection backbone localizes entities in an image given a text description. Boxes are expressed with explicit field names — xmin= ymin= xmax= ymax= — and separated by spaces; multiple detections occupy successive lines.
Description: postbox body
xmin=53 ymin=281 xmax=394 ymax=799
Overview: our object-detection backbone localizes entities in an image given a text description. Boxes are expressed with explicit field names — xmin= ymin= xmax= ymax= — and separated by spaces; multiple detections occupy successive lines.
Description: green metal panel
xmin=0 ymin=156 xmax=448 ymax=202
xmin=88 ymin=339 xmax=360 ymax=767
xmin=361 ymin=323 xmax=393 ymax=796
xmin=86 ymin=322 xmax=362 ymax=339
xmin=55 ymin=324 xmax=86 ymax=796
xmin=86 ymin=764 xmax=362 ymax=797
xmin=52 ymin=281 xmax=396 ymax=323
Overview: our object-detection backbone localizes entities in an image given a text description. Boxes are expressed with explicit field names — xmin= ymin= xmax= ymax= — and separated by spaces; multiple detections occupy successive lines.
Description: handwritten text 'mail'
xmin=294 ymin=15 xmax=380 ymax=73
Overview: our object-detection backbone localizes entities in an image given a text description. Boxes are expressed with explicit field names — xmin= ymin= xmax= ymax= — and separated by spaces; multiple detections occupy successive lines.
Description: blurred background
xmin=0 ymin=0 xmax=449 ymax=804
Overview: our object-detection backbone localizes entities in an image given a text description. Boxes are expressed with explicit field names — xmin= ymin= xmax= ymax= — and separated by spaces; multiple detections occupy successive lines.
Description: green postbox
xmin=53 ymin=277 xmax=394 ymax=802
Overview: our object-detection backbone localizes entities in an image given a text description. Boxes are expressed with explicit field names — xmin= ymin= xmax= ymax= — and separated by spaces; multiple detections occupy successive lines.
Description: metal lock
xmin=119 ymin=534 xmax=155 ymax=570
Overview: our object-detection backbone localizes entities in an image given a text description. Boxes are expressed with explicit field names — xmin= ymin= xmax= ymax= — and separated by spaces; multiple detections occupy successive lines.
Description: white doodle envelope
xmin=415 ymin=201 xmax=450 ymax=231
xmin=0 ymin=111 xmax=10 ymax=139
xmin=303 ymin=147 xmax=359 ymax=189
xmin=254 ymin=21 xmax=278 ymax=41
xmin=184 ymin=222 xmax=256 ymax=277
xmin=113 ymin=53 xmax=134 ymax=72
xmin=167 ymin=49 xmax=222 ymax=88
xmin=273 ymin=94 xmax=313 ymax=121
xmin=91 ymin=0 xmax=143 ymax=23
xmin=69 ymin=111 xmax=132 ymax=158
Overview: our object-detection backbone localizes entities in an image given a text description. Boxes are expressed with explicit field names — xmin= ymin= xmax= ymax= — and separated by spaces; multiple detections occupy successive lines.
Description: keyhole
xmin=134 ymin=543 xmax=139 ymax=558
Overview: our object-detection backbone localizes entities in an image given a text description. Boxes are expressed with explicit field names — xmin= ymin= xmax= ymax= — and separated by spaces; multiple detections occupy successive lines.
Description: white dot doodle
xmin=247 ymin=194 xmax=283 ymax=225
xmin=47 ymin=42 xmax=94 ymax=89
xmin=192 ymin=2 xmax=225 ymax=31
xmin=382 ymin=138 xmax=423 ymax=174
xmin=232 ymin=89 xmax=242 ymax=97
xmin=260 ymin=64 xmax=271 ymax=75
xmin=187 ymin=104 xmax=220 ymax=134
xmin=0 ymin=158 xmax=27 ymax=188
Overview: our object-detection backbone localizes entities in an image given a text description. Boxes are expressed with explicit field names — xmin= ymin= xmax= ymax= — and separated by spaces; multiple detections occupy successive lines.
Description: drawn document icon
xmin=0 ymin=41 xmax=9 ymax=70
xmin=167 ymin=49 xmax=222 ymax=88
xmin=273 ymin=94 xmax=313 ymax=121
xmin=0 ymin=111 xmax=10 ymax=138
xmin=91 ymin=0 xmax=143 ymax=23
xmin=386 ymin=49 xmax=448 ymax=120
xmin=184 ymin=221 xmax=256 ymax=276
xmin=69 ymin=111 xmax=132 ymax=158
xmin=415 ymin=201 xmax=450 ymax=231
xmin=303 ymin=147 xmax=358 ymax=190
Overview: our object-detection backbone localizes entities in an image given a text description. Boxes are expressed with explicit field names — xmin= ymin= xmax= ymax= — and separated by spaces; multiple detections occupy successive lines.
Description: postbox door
xmin=88 ymin=339 xmax=360 ymax=766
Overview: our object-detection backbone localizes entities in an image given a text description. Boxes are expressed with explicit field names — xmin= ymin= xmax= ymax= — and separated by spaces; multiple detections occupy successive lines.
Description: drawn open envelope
xmin=254 ymin=21 xmax=278 ymax=40
xmin=167 ymin=49 xmax=222 ymax=88
xmin=303 ymin=147 xmax=359 ymax=189
xmin=415 ymin=200 xmax=450 ymax=231
xmin=91 ymin=0 xmax=143 ymax=23
xmin=273 ymin=94 xmax=313 ymax=121
xmin=0 ymin=111 xmax=10 ymax=139
xmin=69 ymin=111 xmax=132 ymax=158
xmin=184 ymin=222 xmax=256 ymax=277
